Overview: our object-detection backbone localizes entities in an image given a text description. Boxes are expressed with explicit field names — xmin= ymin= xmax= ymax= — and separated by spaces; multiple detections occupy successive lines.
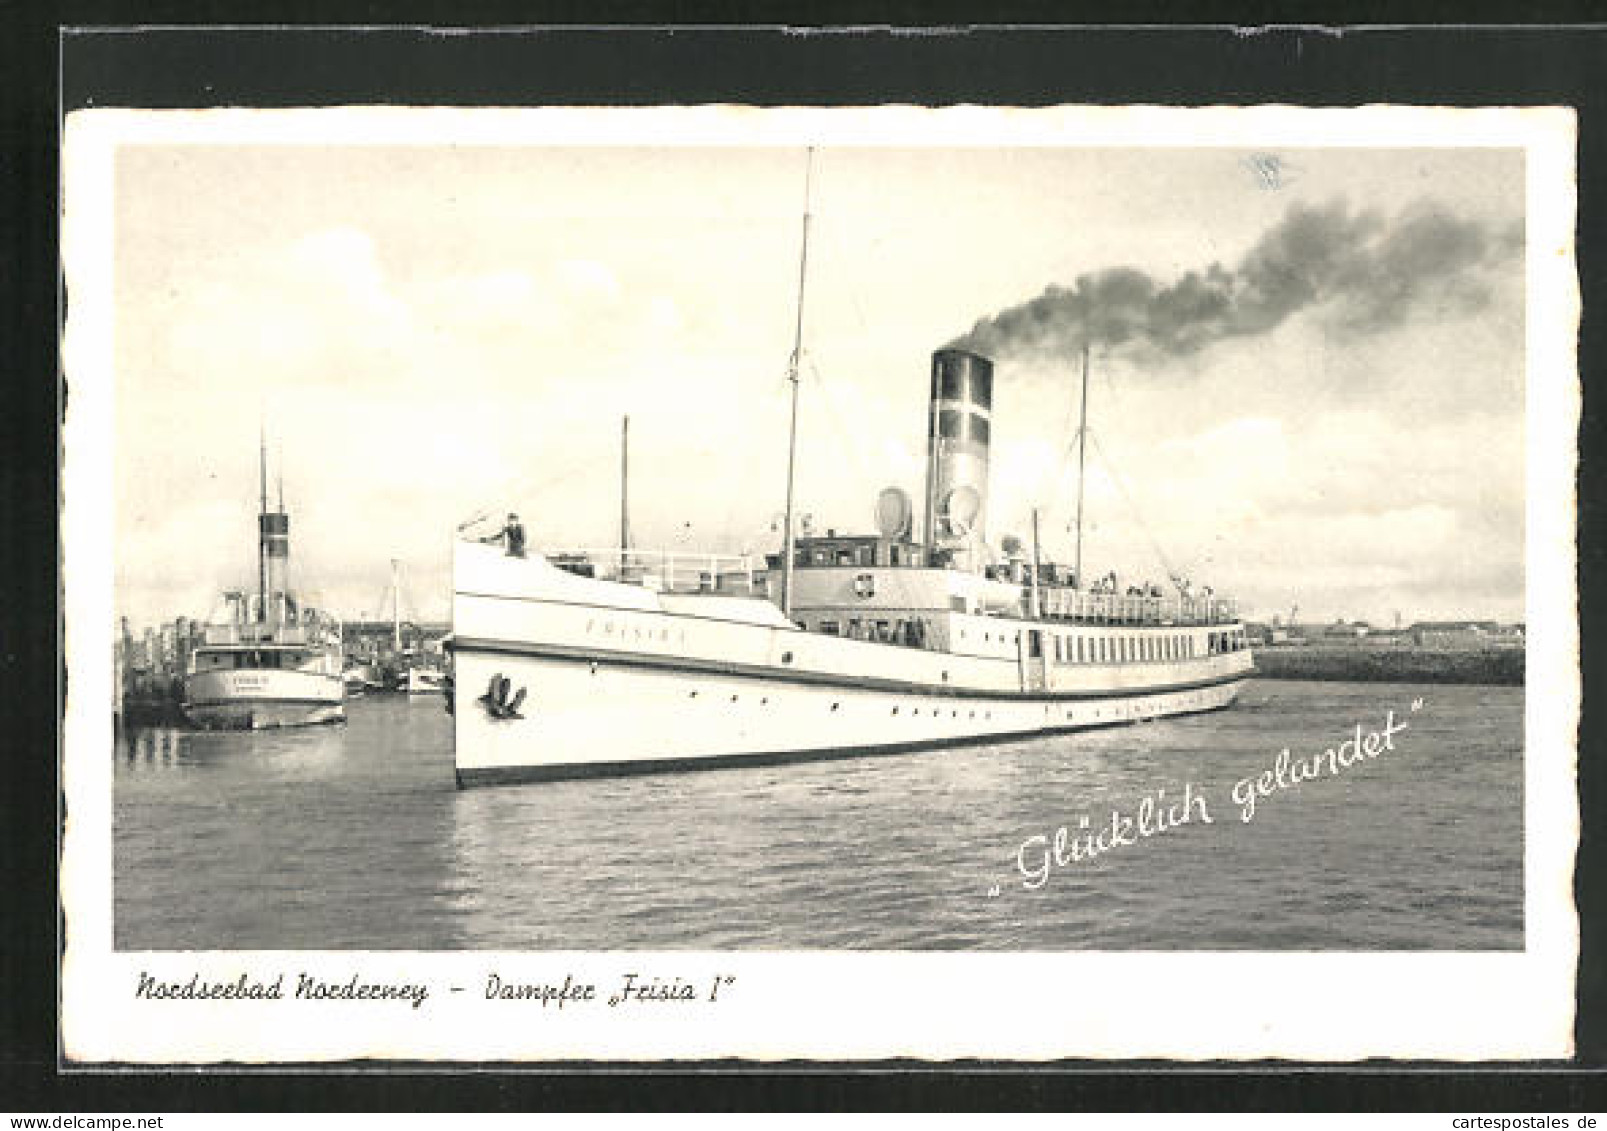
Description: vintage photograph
xmin=61 ymin=105 xmax=1578 ymax=1061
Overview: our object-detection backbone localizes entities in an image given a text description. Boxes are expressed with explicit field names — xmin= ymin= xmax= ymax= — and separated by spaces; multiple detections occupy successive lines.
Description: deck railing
xmin=200 ymin=613 xmax=343 ymax=647
xmin=544 ymin=548 xmax=761 ymax=596
xmin=1038 ymin=587 xmax=1238 ymax=626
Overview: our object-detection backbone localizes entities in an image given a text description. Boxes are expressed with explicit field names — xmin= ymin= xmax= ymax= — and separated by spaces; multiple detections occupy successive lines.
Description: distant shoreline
xmin=1251 ymin=645 xmax=1524 ymax=686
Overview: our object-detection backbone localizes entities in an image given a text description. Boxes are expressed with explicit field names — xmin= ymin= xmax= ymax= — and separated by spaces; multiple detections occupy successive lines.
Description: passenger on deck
xmin=483 ymin=513 xmax=527 ymax=558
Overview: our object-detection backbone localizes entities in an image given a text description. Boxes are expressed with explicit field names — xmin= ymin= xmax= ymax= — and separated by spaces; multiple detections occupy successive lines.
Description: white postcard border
xmin=61 ymin=104 xmax=1579 ymax=1064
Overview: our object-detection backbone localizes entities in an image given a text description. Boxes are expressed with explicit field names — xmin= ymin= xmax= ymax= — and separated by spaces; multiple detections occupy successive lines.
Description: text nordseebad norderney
xmin=135 ymin=971 xmax=429 ymax=1009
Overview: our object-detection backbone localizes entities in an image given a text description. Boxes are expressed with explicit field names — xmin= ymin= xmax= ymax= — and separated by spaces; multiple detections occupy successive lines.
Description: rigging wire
xmin=804 ymin=355 xmax=879 ymax=491
xmin=1087 ymin=429 xmax=1189 ymax=589
xmin=453 ymin=459 xmax=600 ymax=535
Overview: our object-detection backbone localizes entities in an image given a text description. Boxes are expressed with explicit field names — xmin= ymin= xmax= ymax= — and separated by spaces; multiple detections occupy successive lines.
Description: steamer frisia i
xmin=447 ymin=168 xmax=1253 ymax=787
xmin=450 ymin=347 xmax=1252 ymax=787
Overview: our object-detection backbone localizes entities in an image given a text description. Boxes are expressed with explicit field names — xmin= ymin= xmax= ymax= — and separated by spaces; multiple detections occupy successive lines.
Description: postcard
xmin=61 ymin=102 xmax=1578 ymax=1063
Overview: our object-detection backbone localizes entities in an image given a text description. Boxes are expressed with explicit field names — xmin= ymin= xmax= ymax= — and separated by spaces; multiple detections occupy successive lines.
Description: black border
xmin=5 ymin=12 xmax=1603 ymax=1112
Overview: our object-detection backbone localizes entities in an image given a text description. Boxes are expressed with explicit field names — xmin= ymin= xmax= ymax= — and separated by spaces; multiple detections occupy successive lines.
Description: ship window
xmin=968 ymin=413 xmax=990 ymax=445
xmin=819 ymin=621 xmax=840 ymax=636
xmin=938 ymin=361 xmax=965 ymax=401
xmin=938 ymin=408 xmax=964 ymax=439
xmin=1028 ymin=631 xmax=1042 ymax=659
xmin=1076 ymin=637 xmax=1084 ymax=663
xmin=836 ymin=549 xmax=854 ymax=565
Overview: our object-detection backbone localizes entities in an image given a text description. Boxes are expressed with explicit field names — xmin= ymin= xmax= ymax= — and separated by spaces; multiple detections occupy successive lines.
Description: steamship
xmin=182 ymin=442 xmax=345 ymax=730
xmin=450 ymin=348 xmax=1252 ymax=786
xmin=448 ymin=157 xmax=1251 ymax=786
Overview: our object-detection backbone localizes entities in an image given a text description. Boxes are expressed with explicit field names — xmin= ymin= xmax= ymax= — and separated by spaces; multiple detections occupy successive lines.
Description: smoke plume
xmin=949 ymin=198 xmax=1521 ymax=362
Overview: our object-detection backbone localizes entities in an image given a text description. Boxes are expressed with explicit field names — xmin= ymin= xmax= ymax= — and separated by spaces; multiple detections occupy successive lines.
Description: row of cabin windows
xmin=1042 ymin=627 xmax=1249 ymax=665
xmin=797 ymin=544 xmax=924 ymax=567
xmin=815 ymin=618 xmax=931 ymax=649
xmin=193 ymin=649 xmax=305 ymax=671
xmin=1047 ymin=632 xmax=1198 ymax=665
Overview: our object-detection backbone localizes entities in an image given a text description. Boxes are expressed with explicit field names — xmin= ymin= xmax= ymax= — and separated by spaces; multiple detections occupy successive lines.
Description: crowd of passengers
xmin=983 ymin=565 xmax=1218 ymax=602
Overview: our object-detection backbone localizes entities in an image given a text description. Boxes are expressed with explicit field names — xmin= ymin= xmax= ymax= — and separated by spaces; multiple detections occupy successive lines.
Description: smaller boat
xmin=401 ymin=665 xmax=447 ymax=694
xmin=342 ymin=663 xmax=383 ymax=695
xmin=182 ymin=438 xmax=345 ymax=730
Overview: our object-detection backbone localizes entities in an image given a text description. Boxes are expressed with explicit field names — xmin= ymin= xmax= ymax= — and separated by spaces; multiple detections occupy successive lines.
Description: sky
xmin=108 ymin=139 xmax=1526 ymax=630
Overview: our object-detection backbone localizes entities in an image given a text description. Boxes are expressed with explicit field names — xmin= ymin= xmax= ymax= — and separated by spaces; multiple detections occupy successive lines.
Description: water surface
xmin=114 ymin=680 xmax=1523 ymax=950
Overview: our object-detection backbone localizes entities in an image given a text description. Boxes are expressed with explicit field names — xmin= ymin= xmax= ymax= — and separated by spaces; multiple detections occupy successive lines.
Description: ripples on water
xmin=114 ymin=681 xmax=1522 ymax=951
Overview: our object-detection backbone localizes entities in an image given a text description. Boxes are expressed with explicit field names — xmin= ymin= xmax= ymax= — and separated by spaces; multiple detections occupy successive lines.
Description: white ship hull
xmin=183 ymin=668 xmax=345 ymax=730
xmin=451 ymin=544 xmax=1253 ymax=786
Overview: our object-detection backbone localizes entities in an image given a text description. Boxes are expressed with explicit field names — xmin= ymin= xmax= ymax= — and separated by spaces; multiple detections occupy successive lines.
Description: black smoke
xmin=949 ymin=199 xmax=1520 ymax=362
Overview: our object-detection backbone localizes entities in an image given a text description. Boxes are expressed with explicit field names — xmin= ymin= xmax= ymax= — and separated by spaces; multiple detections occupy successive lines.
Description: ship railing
xmin=544 ymin=547 xmax=761 ymax=596
xmin=1038 ymin=589 xmax=1239 ymax=626
xmin=199 ymin=615 xmax=342 ymax=647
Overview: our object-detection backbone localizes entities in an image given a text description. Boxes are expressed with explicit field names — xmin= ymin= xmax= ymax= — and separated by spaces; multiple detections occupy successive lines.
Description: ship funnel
xmin=923 ymin=348 xmax=993 ymax=554
xmin=260 ymin=510 xmax=290 ymax=624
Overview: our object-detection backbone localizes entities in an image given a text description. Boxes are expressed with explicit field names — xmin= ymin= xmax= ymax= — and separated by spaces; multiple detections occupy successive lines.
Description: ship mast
xmin=391 ymin=558 xmax=401 ymax=655
xmin=1030 ymin=508 xmax=1043 ymax=619
xmin=780 ymin=147 xmax=814 ymax=619
xmin=620 ymin=415 xmax=631 ymax=560
xmin=1073 ymin=342 xmax=1090 ymax=587
xmin=257 ymin=423 xmax=268 ymax=624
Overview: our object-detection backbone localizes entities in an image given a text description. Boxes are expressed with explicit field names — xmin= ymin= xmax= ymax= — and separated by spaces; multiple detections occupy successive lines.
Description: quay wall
xmin=1251 ymin=645 xmax=1524 ymax=686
